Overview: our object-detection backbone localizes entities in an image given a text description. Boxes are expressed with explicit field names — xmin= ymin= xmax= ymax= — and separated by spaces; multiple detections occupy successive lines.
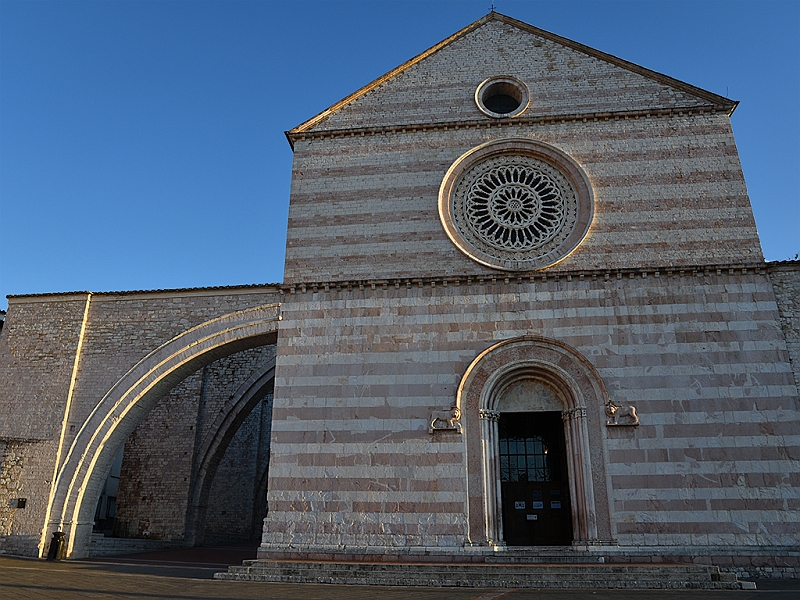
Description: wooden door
xmin=499 ymin=411 xmax=572 ymax=546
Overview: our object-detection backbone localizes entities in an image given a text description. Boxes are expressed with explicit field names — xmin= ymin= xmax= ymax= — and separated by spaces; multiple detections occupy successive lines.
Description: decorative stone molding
xmin=428 ymin=405 xmax=463 ymax=433
xmin=478 ymin=409 xmax=500 ymax=422
xmin=605 ymin=402 xmax=639 ymax=427
xmin=278 ymin=262 xmax=766 ymax=297
xmin=284 ymin=105 xmax=733 ymax=149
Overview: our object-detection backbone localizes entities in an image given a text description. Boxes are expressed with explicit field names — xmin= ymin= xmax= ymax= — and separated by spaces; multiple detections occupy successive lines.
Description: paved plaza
xmin=1 ymin=548 xmax=798 ymax=600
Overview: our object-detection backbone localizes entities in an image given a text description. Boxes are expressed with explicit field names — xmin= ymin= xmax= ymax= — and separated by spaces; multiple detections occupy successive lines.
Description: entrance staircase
xmin=215 ymin=555 xmax=751 ymax=589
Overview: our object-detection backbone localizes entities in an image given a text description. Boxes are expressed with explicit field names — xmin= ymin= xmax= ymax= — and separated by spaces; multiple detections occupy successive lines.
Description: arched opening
xmin=458 ymin=336 xmax=616 ymax=549
xmin=90 ymin=351 xmax=275 ymax=553
xmin=44 ymin=304 xmax=281 ymax=558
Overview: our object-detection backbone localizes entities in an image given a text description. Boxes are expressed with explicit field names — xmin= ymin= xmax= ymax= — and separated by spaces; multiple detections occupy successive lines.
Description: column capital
xmin=561 ymin=407 xmax=587 ymax=421
xmin=479 ymin=409 xmax=500 ymax=422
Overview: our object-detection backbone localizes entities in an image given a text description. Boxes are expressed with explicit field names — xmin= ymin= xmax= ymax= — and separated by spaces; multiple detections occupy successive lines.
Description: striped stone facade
xmin=284 ymin=16 xmax=759 ymax=283
xmin=263 ymin=269 xmax=799 ymax=552
xmin=265 ymin=12 xmax=799 ymax=567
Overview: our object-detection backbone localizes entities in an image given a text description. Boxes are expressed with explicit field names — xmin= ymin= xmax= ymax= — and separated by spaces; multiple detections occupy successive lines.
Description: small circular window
xmin=476 ymin=76 xmax=529 ymax=118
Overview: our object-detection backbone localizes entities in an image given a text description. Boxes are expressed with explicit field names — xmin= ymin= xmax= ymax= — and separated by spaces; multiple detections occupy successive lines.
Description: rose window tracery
xmin=463 ymin=160 xmax=569 ymax=251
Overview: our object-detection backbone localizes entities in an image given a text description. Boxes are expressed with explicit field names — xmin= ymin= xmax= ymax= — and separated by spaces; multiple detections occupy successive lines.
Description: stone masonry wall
xmin=0 ymin=295 xmax=89 ymax=556
xmin=263 ymin=269 xmax=800 ymax=550
xmin=0 ymin=439 xmax=59 ymax=555
xmin=311 ymin=18 xmax=714 ymax=131
xmin=0 ymin=286 xmax=280 ymax=556
xmin=0 ymin=294 xmax=89 ymax=440
xmin=198 ymin=346 xmax=274 ymax=543
xmin=205 ymin=391 xmax=273 ymax=543
xmin=770 ymin=262 xmax=800 ymax=394
xmin=64 ymin=288 xmax=279 ymax=454
xmin=284 ymin=16 xmax=759 ymax=285
xmin=113 ymin=371 xmax=203 ymax=540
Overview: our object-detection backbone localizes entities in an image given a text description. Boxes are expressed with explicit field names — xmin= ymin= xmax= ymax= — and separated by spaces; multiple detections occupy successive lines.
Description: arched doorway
xmin=458 ymin=336 xmax=616 ymax=548
xmin=43 ymin=304 xmax=281 ymax=558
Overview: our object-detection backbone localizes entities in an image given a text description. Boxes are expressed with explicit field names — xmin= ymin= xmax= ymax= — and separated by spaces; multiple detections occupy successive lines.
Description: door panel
xmin=499 ymin=411 xmax=572 ymax=546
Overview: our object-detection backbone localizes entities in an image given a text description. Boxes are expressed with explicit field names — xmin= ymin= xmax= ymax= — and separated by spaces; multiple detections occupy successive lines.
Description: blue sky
xmin=1 ymin=0 xmax=798 ymax=310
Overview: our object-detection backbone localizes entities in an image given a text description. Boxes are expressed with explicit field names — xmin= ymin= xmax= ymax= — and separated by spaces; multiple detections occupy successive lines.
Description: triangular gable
xmin=289 ymin=12 xmax=736 ymax=137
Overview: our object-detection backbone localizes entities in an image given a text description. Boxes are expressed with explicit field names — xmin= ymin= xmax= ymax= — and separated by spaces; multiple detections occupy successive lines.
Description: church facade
xmin=1 ymin=13 xmax=798 ymax=576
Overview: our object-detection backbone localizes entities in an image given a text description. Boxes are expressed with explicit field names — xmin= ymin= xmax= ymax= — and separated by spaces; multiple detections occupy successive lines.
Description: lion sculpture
xmin=429 ymin=405 xmax=462 ymax=433
xmin=605 ymin=402 xmax=639 ymax=426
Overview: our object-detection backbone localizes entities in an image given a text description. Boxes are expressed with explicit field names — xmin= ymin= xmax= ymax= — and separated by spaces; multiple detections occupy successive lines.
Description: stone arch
xmin=458 ymin=336 xmax=615 ymax=548
xmin=45 ymin=304 xmax=281 ymax=558
xmin=184 ymin=357 xmax=276 ymax=546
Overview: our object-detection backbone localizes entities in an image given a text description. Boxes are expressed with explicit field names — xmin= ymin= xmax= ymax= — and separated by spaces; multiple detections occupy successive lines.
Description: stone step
xmin=233 ymin=561 xmax=723 ymax=575
xmin=87 ymin=533 xmax=184 ymax=557
xmin=214 ymin=560 xmax=746 ymax=589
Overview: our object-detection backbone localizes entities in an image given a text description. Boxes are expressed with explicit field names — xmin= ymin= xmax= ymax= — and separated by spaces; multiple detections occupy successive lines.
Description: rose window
xmin=439 ymin=139 xmax=594 ymax=271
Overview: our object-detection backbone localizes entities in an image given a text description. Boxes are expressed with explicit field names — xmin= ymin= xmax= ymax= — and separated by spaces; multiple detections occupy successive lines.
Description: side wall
xmin=263 ymin=269 xmax=800 ymax=550
xmin=770 ymin=262 xmax=800 ymax=394
xmin=0 ymin=294 xmax=89 ymax=555
xmin=113 ymin=371 xmax=203 ymax=540
xmin=0 ymin=286 xmax=280 ymax=557
xmin=113 ymin=346 xmax=274 ymax=543
xmin=205 ymin=389 xmax=273 ymax=543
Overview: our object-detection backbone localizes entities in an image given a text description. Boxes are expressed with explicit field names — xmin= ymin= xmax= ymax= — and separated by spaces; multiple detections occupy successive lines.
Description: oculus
xmin=475 ymin=76 xmax=530 ymax=118
xmin=439 ymin=139 xmax=594 ymax=271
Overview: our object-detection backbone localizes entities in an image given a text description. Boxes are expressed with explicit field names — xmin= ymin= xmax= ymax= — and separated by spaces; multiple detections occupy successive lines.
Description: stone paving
xmin=1 ymin=550 xmax=798 ymax=600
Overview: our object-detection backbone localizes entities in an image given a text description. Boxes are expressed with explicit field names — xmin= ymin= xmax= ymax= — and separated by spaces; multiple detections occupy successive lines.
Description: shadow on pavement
xmin=54 ymin=541 xmax=260 ymax=579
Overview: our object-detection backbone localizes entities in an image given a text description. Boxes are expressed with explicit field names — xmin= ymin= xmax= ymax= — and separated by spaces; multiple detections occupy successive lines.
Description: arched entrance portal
xmin=458 ymin=336 xmax=616 ymax=548
xmin=44 ymin=304 xmax=281 ymax=559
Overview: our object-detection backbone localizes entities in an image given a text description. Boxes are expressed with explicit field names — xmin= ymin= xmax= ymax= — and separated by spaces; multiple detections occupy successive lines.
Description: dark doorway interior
xmin=499 ymin=411 xmax=573 ymax=546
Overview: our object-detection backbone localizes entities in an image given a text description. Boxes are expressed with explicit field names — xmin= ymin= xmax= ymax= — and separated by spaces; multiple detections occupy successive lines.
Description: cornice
xmin=286 ymin=105 xmax=732 ymax=149
xmin=279 ymin=262 xmax=768 ymax=296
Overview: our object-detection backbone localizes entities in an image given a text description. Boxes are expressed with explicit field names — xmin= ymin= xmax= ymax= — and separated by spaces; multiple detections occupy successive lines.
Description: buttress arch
xmin=44 ymin=304 xmax=281 ymax=558
xmin=458 ymin=336 xmax=616 ymax=548
xmin=184 ymin=358 xmax=276 ymax=546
